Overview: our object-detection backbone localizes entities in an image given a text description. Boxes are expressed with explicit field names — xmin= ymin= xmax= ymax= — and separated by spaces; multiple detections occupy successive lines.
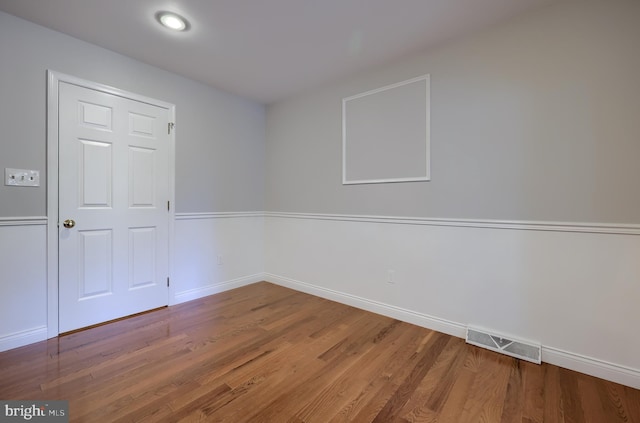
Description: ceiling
xmin=0 ymin=0 xmax=556 ymax=104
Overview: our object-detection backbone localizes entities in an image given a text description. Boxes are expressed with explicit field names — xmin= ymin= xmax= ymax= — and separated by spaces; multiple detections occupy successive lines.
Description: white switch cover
xmin=5 ymin=168 xmax=40 ymax=187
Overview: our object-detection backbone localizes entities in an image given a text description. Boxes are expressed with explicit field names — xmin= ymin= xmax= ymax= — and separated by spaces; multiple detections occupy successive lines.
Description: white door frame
xmin=46 ymin=70 xmax=176 ymax=338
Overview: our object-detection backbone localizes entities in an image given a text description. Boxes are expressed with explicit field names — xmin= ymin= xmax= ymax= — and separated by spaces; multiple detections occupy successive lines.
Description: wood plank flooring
xmin=1 ymin=282 xmax=638 ymax=422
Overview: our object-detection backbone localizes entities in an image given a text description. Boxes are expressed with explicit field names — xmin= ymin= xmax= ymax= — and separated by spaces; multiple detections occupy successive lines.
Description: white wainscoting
xmin=3 ymin=212 xmax=640 ymax=389
xmin=264 ymin=212 xmax=640 ymax=389
xmin=0 ymin=218 xmax=48 ymax=352
xmin=173 ymin=212 xmax=265 ymax=304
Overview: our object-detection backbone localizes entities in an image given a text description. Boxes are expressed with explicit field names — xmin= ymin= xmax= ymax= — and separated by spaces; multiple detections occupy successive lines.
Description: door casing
xmin=46 ymin=70 xmax=176 ymax=337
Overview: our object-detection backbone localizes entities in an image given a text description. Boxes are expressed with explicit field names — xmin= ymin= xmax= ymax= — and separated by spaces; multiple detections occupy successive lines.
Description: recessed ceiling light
xmin=156 ymin=11 xmax=189 ymax=31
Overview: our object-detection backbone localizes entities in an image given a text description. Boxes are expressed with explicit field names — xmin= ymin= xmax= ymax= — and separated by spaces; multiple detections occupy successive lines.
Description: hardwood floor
xmin=1 ymin=282 xmax=638 ymax=422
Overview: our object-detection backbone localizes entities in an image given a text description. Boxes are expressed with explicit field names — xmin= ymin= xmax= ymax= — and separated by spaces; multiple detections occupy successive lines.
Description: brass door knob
xmin=63 ymin=219 xmax=76 ymax=229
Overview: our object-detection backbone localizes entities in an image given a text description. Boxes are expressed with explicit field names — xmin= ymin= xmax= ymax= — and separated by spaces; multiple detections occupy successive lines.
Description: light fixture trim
xmin=156 ymin=11 xmax=190 ymax=31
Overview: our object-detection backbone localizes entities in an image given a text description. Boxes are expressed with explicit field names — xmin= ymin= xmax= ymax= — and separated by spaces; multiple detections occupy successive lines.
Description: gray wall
xmin=0 ymin=11 xmax=265 ymax=217
xmin=266 ymin=0 xmax=640 ymax=224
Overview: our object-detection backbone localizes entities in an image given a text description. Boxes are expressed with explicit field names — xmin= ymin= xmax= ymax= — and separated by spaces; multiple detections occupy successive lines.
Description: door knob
xmin=63 ymin=219 xmax=76 ymax=229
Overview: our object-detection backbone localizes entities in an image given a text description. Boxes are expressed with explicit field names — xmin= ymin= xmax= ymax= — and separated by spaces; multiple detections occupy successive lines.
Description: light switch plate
xmin=5 ymin=168 xmax=40 ymax=187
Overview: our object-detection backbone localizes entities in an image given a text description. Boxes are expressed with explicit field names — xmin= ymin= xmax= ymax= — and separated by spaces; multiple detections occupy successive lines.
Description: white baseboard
xmin=543 ymin=346 xmax=640 ymax=390
xmin=0 ymin=326 xmax=48 ymax=352
xmin=173 ymin=273 xmax=266 ymax=304
xmin=265 ymin=273 xmax=466 ymax=338
xmin=264 ymin=273 xmax=640 ymax=390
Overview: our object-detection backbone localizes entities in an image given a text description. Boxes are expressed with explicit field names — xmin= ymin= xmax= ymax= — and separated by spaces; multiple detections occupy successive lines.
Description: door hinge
xmin=167 ymin=277 xmax=170 ymax=287
xmin=168 ymin=122 xmax=175 ymax=134
xmin=167 ymin=200 xmax=170 ymax=211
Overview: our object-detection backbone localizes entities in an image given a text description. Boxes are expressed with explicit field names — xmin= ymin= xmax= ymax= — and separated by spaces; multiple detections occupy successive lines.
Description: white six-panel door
xmin=58 ymin=81 xmax=170 ymax=333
